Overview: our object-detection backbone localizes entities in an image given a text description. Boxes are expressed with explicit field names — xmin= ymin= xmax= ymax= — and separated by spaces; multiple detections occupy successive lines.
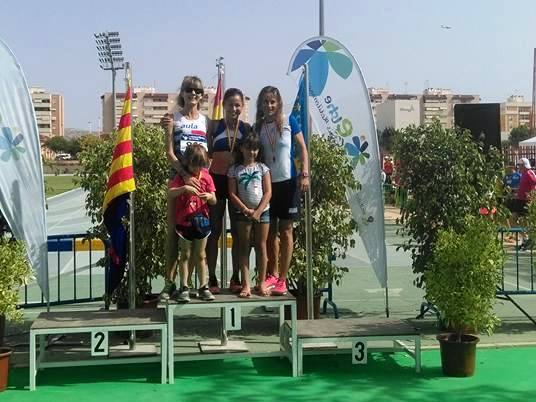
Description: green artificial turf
xmin=44 ymin=175 xmax=79 ymax=198
xmin=3 ymin=347 xmax=536 ymax=402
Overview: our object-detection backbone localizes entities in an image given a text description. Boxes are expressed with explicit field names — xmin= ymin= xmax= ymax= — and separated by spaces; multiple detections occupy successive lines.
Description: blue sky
xmin=2 ymin=0 xmax=536 ymax=129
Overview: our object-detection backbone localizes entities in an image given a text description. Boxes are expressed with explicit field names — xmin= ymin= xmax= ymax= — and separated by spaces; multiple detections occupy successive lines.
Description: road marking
xmin=502 ymin=280 xmax=532 ymax=291
xmin=364 ymin=288 xmax=403 ymax=296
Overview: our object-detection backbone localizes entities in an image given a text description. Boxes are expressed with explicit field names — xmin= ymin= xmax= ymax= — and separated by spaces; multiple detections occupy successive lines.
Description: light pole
xmin=94 ymin=31 xmax=124 ymax=132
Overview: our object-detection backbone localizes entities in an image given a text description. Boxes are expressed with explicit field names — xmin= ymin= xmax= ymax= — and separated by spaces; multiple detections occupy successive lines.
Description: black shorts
xmin=211 ymin=173 xmax=228 ymax=200
xmin=509 ymin=199 xmax=528 ymax=215
xmin=270 ymin=178 xmax=301 ymax=221
xmin=176 ymin=225 xmax=210 ymax=241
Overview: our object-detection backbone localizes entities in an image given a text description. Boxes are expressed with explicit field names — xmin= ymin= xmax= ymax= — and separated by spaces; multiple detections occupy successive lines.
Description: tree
xmin=45 ymin=136 xmax=70 ymax=154
xmin=509 ymin=125 xmax=532 ymax=146
xmin=44 ymin=136 xmax=83 ymax=158
xmin=392 ymin=120 xmax=504 ymax=288
xmin=77 ymin=122 xmax=168 ymax=303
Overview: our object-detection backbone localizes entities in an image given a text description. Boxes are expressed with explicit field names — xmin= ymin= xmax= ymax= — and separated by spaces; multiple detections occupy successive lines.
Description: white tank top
xmin=172 ymin=111 xmax=208 ymax=158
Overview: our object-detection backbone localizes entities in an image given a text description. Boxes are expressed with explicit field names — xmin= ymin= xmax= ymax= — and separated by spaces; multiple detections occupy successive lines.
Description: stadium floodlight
xmin=94 ymin=31 xmax=125 ymax=131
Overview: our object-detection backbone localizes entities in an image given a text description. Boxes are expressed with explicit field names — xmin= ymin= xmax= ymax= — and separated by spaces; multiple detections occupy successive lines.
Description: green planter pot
xmin=437 ymin=333 xmax=479 ymax=377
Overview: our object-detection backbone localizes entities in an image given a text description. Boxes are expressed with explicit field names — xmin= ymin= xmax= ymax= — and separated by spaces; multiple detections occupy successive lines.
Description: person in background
xmin=511 ymin=158 xmax=536 ymax=249
xmin=383 ymin=156 xmax=393 ymax=184
xmin=504 ymin=163 xmax=521 ymax=239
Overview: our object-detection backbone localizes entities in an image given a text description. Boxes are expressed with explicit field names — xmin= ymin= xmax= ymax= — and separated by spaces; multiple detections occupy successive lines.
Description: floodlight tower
xmin=94 ymin=31 xmax=125 ymax=131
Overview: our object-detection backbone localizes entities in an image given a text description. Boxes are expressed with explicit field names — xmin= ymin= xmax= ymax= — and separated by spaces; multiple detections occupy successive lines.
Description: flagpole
xmin=216 ymin=57 xmax=229 ymax=346
xmin=125 ymin=61 xmax=137 ymax=349
xmin=304 ymin=64 xmax=314 ymax=320
xmin=319 ymin=0 xmax=325 ymax=36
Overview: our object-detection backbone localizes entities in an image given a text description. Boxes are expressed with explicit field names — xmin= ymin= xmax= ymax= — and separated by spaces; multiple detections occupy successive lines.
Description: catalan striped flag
xmin=103 ymin=82 xmax=136 ymax=296
xmin=212 ymin=71 xmax=223 ymax=120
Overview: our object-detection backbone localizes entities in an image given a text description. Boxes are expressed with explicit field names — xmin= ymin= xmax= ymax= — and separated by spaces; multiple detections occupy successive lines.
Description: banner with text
xmin=288 ymin=36 xmax=387 ymax=287
xmin=0 ymin=38 xmax=48 ymax=298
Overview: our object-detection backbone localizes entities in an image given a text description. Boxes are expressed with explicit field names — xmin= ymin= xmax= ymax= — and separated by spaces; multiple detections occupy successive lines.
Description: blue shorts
xmin=235 ymin=209 xmax=270 ymax=224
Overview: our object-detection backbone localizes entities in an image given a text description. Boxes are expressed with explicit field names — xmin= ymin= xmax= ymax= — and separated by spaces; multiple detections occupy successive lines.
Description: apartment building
xmin=30 ymin=87 xmax=65 ymax=138
xmin=421 ymin=88 xmax=480 ymax=129
xmin=372 ymin=88 xmax=480 ymax=131
xmin=368 ymin=87 xmax=392 ymax=120
xmin=500 ymin=95 xmax=532 ymax=137
xmin=375 ymin=95 xmax=421 ymax=132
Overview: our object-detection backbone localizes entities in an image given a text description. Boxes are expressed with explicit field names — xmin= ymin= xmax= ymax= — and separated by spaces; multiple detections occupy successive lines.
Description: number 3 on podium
xmin=91 ymin=331 xmax=109 ymax=356
xmin=352 ymin=339 xmax=367 ymax=364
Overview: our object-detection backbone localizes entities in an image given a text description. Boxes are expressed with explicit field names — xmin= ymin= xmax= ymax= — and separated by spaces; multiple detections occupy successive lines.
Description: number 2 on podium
xmin=91 ymin=331 xmax=109 ymax=356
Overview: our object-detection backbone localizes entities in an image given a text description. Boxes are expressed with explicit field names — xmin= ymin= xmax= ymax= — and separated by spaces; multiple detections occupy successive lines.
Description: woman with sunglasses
xmin=160 ymin=76 xmax=210 ymax=300
xmin=205 ymin=88 xmax=252 ymax=293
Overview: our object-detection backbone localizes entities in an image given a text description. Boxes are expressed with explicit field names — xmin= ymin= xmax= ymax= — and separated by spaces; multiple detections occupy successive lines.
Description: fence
xmin=503 ymin=145 xmax=536 ymax=165
xmin=19 ymin=233 xmax=106 ymax=308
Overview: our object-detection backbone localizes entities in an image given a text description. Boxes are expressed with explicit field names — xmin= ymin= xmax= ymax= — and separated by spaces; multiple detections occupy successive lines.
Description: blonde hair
xmin=177 ymin=76 xmax=204 ymax=110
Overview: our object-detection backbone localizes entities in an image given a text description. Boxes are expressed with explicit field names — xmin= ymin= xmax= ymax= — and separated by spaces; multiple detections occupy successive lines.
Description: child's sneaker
xmin=187 ymin=279 xmax=198 ymax=297
xmin=271 ymin=278 xmax=287 ymax=296
xmin=208 ymin=278 xmax=220 ymax=294
xmin=265 ymin=274 xmax=279 ymax=289
xmin=176 ymin=286 xmax=191 ymax=303
xmin=160 ymin=282 xmax=176 ymax=301
xmin=198 ymin=286 xmax=215 ymax=301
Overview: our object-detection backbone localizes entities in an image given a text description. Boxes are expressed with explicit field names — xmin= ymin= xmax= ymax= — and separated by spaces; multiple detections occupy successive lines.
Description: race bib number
xmin=179 ymin=133 xmax=208 ymax=154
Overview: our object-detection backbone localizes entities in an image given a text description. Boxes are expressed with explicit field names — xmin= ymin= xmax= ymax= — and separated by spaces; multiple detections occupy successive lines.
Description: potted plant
xmin=77 ymin=122 xmax=168 ymax=306
xmin=426 ymin=215 xmax=504 ymax=376
xmin=288 ymin=135 xmax=359 ymax=319
xmin=0 ymin=234 xmax=33 ymax=391
xmin=392 ymin=120 xmax=504 ymax=288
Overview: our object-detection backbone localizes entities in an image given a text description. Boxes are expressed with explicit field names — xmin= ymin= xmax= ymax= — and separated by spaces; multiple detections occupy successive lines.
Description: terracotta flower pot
xmin=0 ymin=347 xmax=12 ymax=392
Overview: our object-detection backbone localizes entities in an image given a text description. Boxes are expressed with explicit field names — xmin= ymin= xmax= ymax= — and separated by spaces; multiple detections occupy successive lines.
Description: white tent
xmin=519 ymin=136 xmax=536 ymax=145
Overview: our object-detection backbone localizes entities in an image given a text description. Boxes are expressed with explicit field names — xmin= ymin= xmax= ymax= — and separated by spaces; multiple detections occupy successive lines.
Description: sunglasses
xmin=184 ymin=87 xmax=204 ymax=95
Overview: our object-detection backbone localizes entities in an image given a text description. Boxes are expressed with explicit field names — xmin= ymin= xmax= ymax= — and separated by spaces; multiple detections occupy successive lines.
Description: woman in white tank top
xmin=160 ymin=76 xmax=212 ymax=301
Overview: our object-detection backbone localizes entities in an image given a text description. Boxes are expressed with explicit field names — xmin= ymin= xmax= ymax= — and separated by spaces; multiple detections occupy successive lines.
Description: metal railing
xmin=19 ymin=233 xmax=106 ymax=308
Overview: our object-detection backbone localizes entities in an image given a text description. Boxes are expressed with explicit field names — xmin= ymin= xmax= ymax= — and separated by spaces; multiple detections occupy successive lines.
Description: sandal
xmin=256 ymin=284 xmax=271 ymax=297
xmin=229 ymin=278 xmax=242 ymax=293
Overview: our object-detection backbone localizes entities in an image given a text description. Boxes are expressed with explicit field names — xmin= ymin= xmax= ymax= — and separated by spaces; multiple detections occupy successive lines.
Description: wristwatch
xmin=301 ymin=172 xmax=309 ymax=178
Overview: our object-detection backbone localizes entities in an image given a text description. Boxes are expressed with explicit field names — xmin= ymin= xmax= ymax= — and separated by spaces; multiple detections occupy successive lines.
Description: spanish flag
xmin=212 ymin=71 xmax=223 ymax=120
xmin=103 ymin=82 xmax=136 ymax=296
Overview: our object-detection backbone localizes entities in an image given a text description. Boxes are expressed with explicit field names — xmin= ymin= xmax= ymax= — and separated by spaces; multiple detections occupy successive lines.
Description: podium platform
xmin=282 ymin=317 xmax=421 ymax=376
xmin=29 ymin=309 xmax=168 ymax=390
xmin=164 ymin=290 xmax=297 ymax=383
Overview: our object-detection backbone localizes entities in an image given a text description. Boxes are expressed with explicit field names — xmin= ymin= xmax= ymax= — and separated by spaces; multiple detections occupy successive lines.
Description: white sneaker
xmin=198 ymin=287 xmax=215 ymax=301
xmin=176 ymin=287 xmax=190 ymax=303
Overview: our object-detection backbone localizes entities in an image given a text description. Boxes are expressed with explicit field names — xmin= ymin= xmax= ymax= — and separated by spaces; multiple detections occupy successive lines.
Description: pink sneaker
xmin=265 ymin=274 xmax=279 ymax=289
xmin=271 ymin=278 xmax=287 ymax=296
